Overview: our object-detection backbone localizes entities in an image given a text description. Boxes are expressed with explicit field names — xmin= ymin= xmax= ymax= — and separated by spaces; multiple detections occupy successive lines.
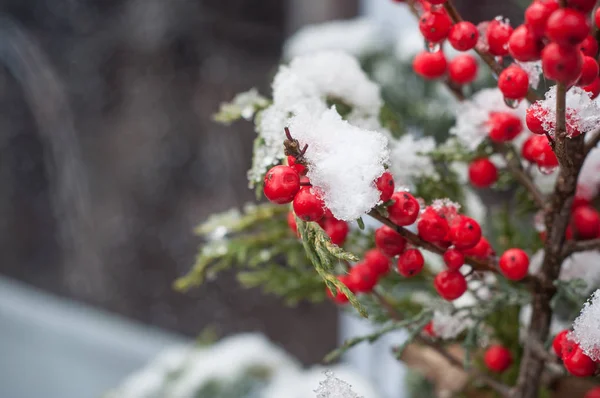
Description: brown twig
xmin=493 ymin=143 xmax=545 ymax=208
xmin=563 ymin=237 xmax=600 ymax=256
xmin=372 ymin=291 xmax=512 ymax=397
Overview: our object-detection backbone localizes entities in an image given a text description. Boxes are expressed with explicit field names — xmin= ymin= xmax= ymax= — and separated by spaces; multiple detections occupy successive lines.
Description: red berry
xmin=423 ymin=321 xmax=436 ymax=337
xmin=486 ymin=19 xmax=513 ymax=56
xmin=434 ymin=270 xmax=467 ymax=300
xmin=522 ymin=135 xmax=548 ymax=162
xmin=287 ymin=155 xmax=307 ymax=175
xmin=571 ymin=205 xmax=600 ymax=239
xmin=448 ymin=21 xmax=479 ymax=51
xmin=533 ymin=137 xmax=559 ymax=168
xmin=326 ymin=276 xmax=350 ymax=304
xmin=578 ymin=56 xmax=599 ymax=86
xmin=468 ymin=158 xmax=498 ymax=188
xmin=526 ymin=104 xmax=548 ymax=135
xmin=488 ymin=112 xmax=523 ymax=142
xmin=583 ymin=77 xmax=600 ymax=99
xmin=428 ymin=0 xmax=447 ymax=3
xmin=293 ymin=187 xmax=325 ymax=222
xmin=388 ymin=191 xmax=420 ymax=226
xmin=463 ymin=236 xmax=494 ymax=258
xmin=585 ymin=387 xmax=600 ymax=398
xmin=323 ymin=217 xmax=349 ymax=246
xmin=413 ymin=51 xmax=447 ymax=79
xmin=449 ymin=216 xmax=482 ymax=250
xmin=525 ymin=0 xmax=559 ymax=37
xmin=448 ymin=54 xmax=478 ymax=85
xmin=419 ymin=10 xmax=452 ymax=43
xmin=348 ymin=263 xmax=378 ymax=293
xmin=542 ymin=43 xmax=584 ymax=85
xmin=567 ymin=0 xmax=596 ymax=13
xmin=375 ymin=225 xmax=407 ymax=257
xmin=546 ymin=9 xmax=589 ymax=47
xmin=596 ymin=8 xmax=600 ymax=29
xmin=287 ymin=211 xmax=298 ymax=235
xmin=499 ymin=248 xmax=529 ymax=281
xmin=364 ymin=249 xmax=391 ymax=276
xmin=553 ymin=330 xmax=569 ymax=357
xmin=484 ymin=345 xmax=513 ymax=373
xmin=580 ymin=35 xmax=599 ymax=57
xmin=508 ymin=25 xmax=543 ymax=62
xmin=498 ymin=66 xmax=530 ymax=100
xmin=443 ymin=249 xmax=465 ymax=271
xmin=563 ymin=343 xmax=597 ymax=377
xmin=418 ymin=207 xmax=450 ymax=243
xmin=263 ymin=165 xmax=300 ymax=204
xmin=397 ymin=249 xmax=425 ymax=277
xmin=375 ymin=171 xmax=395 ymax=202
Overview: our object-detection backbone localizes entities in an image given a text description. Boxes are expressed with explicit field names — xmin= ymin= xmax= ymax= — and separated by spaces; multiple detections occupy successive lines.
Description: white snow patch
xmin=450 ymin=88 xmax=527 ymax=149
xmin=289 ymin=107 xmax=389 ymax=220
xmin=387 ymin=134 xmax=436 ymax=186
xmin=578 ymin=146 xmax=600 ymax=200
xmin=284 ymin=18 xmax=385 ymax=60
xmin=571 ymin=290 xmax=600 ymax=361
xmin=533 ymin=86 xmax=600 ymax=137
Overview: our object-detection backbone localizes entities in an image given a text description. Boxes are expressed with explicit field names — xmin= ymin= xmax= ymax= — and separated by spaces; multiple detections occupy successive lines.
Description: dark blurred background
xmin=0 ymin=0 xmax=522 ymax=366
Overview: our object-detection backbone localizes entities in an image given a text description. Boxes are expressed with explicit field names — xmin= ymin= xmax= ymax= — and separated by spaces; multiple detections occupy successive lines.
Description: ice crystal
xmin=314 ymin=371 xmax=362 ymax=398
xmin=571 ymin=290 xmax=600 ymax=361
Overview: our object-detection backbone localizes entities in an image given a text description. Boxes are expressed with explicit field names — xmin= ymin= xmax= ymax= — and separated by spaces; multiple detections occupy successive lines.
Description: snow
xmin=288 ymin=107 xmax=389 ymax=220
xmin=532 ymin=86 xmax=600 ymax=138
xmin=284 ymin=18 xmax=385 ymax=60
xmin=450 ymin=88 xmax=527 ymax=149
xmin=313 ymin=370 xmax=362 ymax=398
xmin=432 ymin=309 xmax=473 ymax=340
xmin=249 ymin=51 xmax=386 ymax=198
xmin=516 ymin=61 xmax=542 ymax=90
xmin=571 ymin=289 xmax=600 ymax=361
xmin=578 ymin=147 xmax=600 ymax=200
xmin=529 ymin=250 xmax=600 ymax=294
xmin=387 ymin=135 xmax=436 ymax=186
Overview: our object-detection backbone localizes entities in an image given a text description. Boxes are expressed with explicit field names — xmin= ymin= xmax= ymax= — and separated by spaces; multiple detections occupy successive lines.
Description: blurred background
xmin=0 ymin=0 xmax=525 ymax=397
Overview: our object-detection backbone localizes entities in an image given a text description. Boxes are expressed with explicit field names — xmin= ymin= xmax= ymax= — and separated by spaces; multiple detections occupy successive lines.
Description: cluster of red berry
xmin=553 ymin=329 xmax=599 ymax=377
xmin=412 ymin=1 xmax=479 ymax=85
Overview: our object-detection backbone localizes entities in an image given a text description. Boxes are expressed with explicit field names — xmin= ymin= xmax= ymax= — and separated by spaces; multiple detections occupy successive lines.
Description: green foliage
xmin=175 ymin=203 xmax=325 ymax=306
xmin=213 ymin=88 xmax=270 ymax=125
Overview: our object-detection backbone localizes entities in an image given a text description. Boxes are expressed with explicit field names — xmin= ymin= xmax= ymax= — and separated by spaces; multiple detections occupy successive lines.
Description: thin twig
xmin=563 ymin=238 xmax=600 ymax=256
xmin=372 ymin=291 xmax=512 ymax=397
xmin=493 ymin=143 xmax=545 ymax=208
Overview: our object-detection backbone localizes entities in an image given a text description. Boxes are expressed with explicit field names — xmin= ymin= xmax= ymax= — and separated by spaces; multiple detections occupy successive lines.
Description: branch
xmin=563 ymin=238 xmax=600 ymax=256
xmin=493 ymin=143 xmax=545 ymax=208
xmin=372 ymin=291 xmax=512 ymax=397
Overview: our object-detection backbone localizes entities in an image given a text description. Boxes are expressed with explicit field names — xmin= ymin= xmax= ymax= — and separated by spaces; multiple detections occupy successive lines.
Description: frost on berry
xmin=283 ymin=18 xmax=384 ymax=60
xmin=450 ymin=88 xmax=527 ymax=149
xmin=571 ymin=290 xmax=600 ymax=362
xmin=249 ymin=51 xmax=383 ymax=188
xmin=533 ymin=86 xmax=600 ymax=138
xmin=516 ymin=61 xmax=542 ymax=90
xmin=431 ymin=198 xmax=461 ymax=222
xmin=289 ymin=108 xmax=389 ymax=221
xmin=387 ymin=134 xmax=436 ymax=186
xmin=314 ymin=370 xmax=362 ymax=398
